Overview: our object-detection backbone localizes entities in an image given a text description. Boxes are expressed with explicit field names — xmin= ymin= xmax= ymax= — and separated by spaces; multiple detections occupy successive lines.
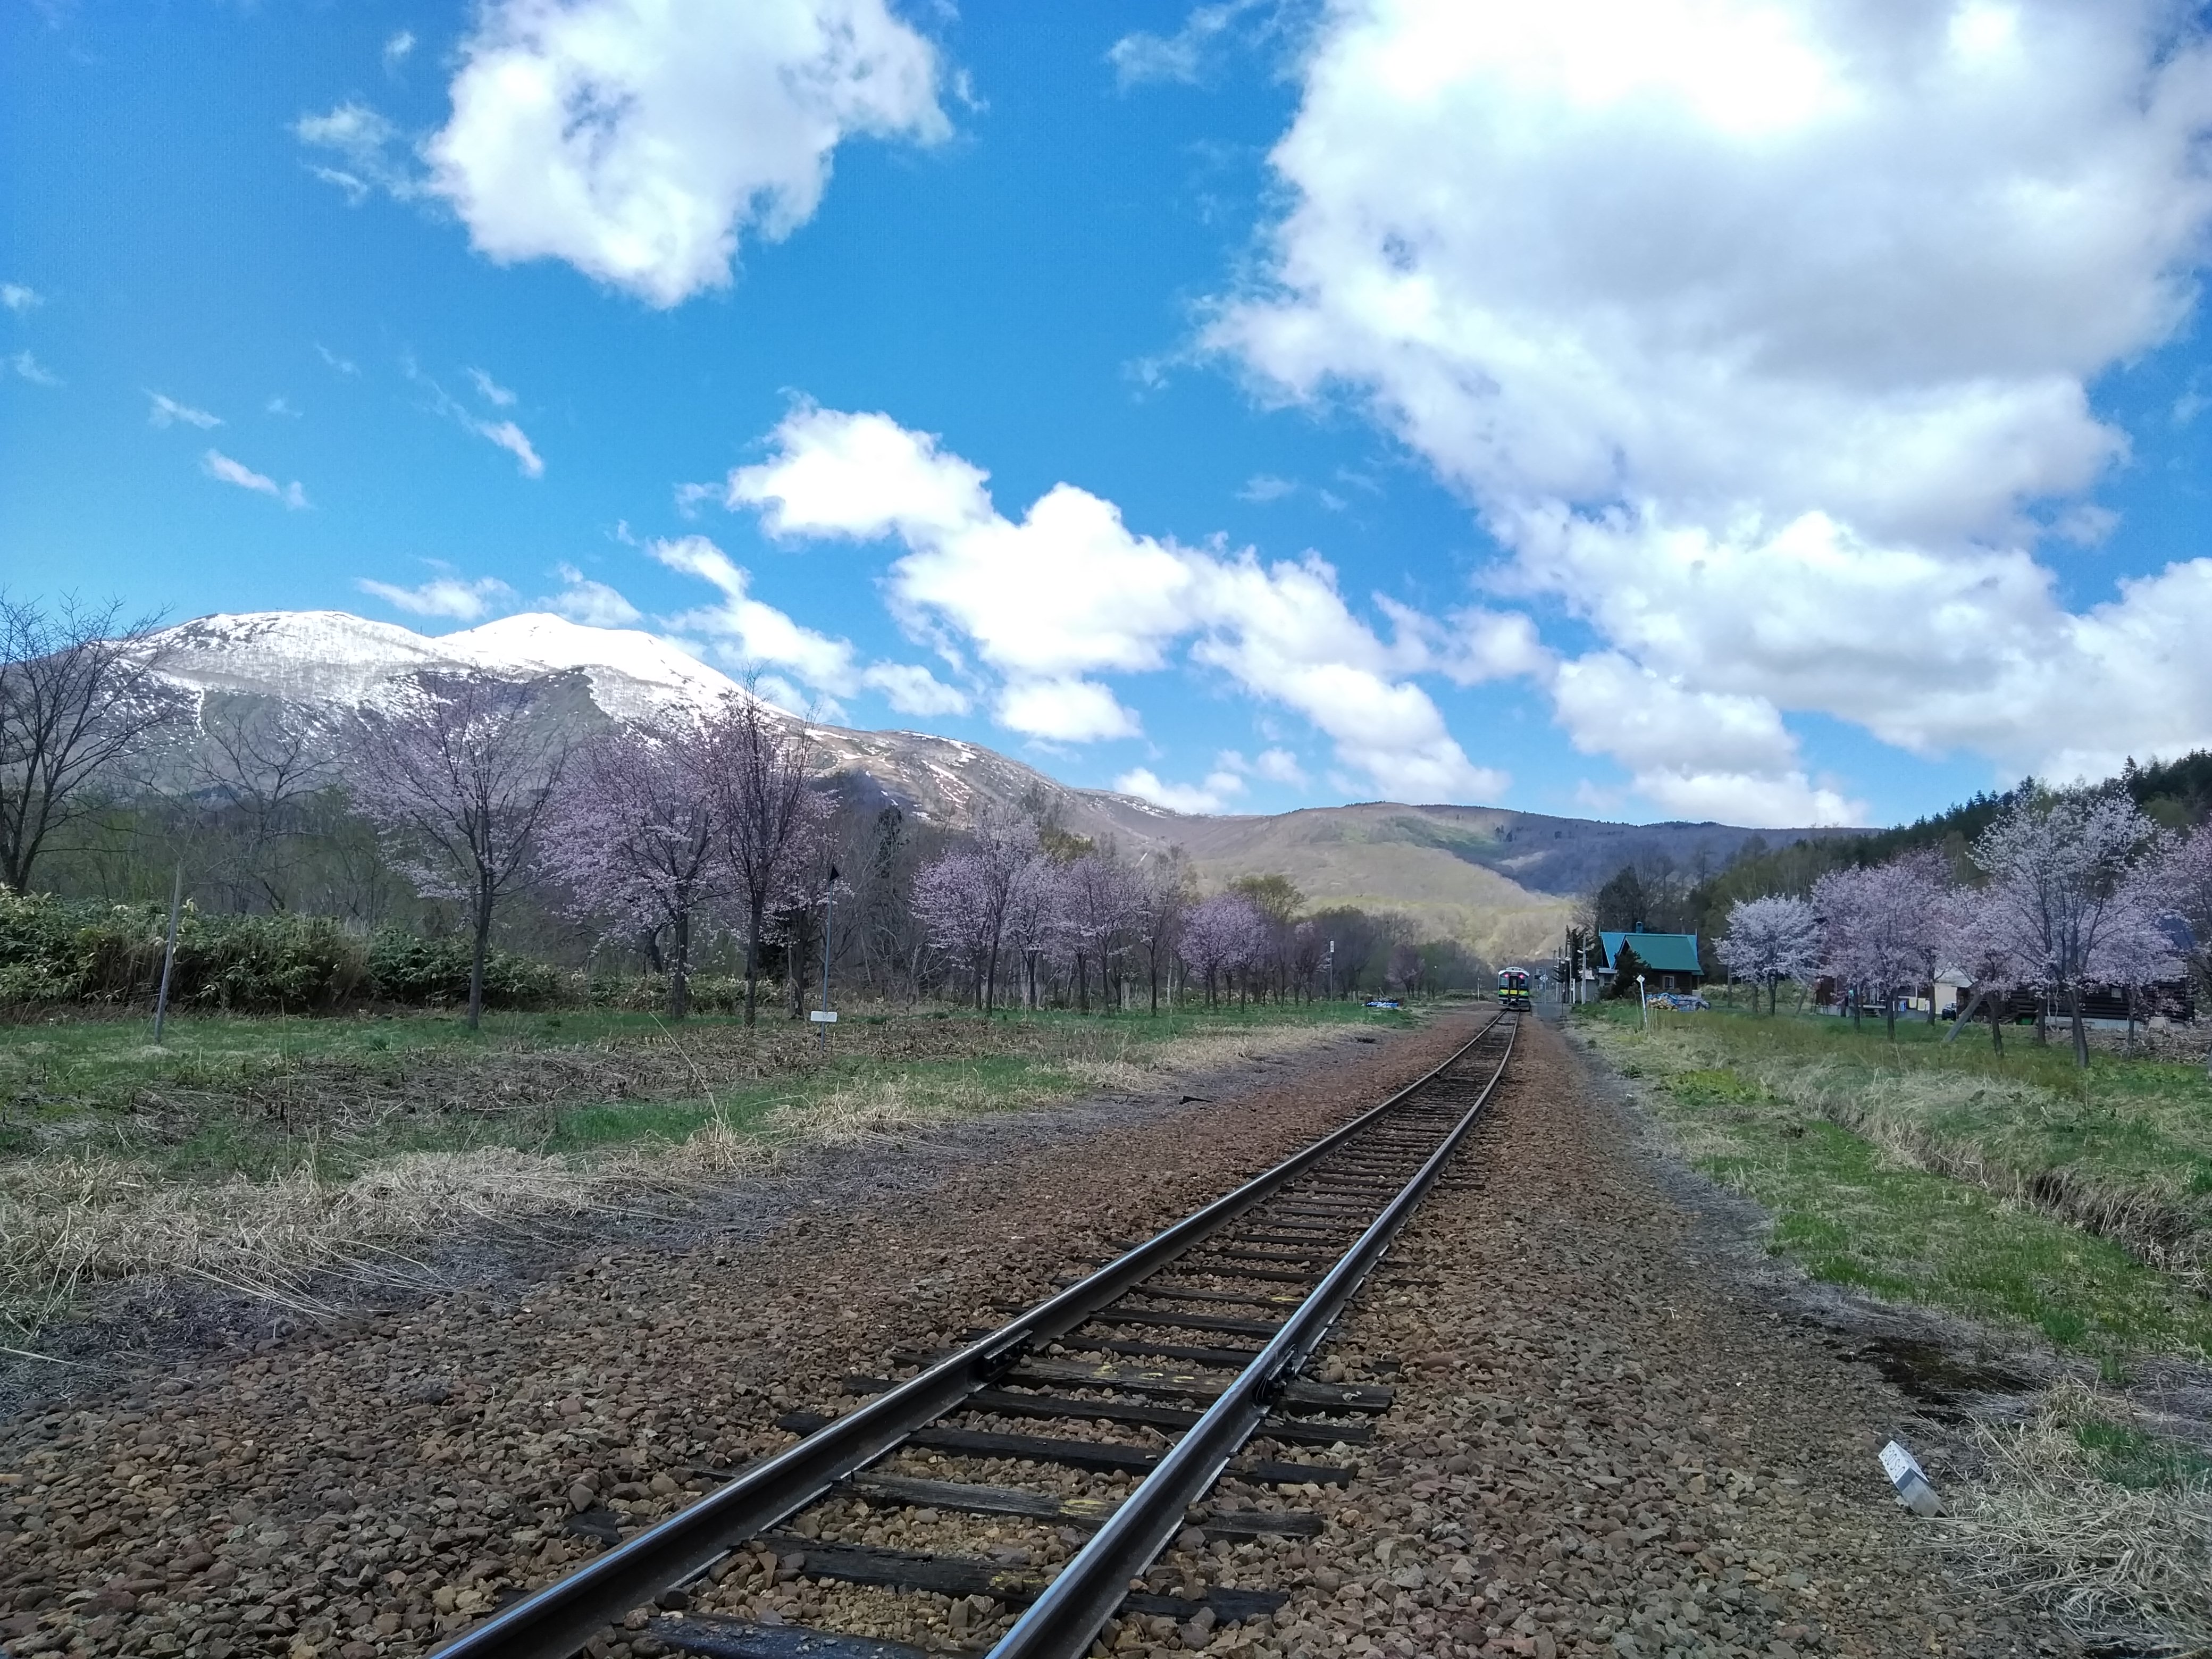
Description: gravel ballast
xmin=0 ymin=1014 xmax=2066 ymax=1659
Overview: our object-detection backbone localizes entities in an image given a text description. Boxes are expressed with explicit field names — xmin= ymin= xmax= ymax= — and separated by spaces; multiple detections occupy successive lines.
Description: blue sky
xmin=7 ymin=1 xmax=2212 ymax=831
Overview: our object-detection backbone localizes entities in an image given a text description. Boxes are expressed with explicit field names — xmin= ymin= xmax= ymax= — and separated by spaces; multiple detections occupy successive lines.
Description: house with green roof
xmin=1597 ymin=926 xmax=1706 ymax=991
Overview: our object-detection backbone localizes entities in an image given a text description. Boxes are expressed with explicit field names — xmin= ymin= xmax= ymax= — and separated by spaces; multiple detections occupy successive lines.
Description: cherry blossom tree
xmin=1131 ymin=848 xmax=1193 ymax=1013
xmin=911 ymin=809 xmax=1043 ymax=1013
xmin=542 ymin=718 xmax=719 ymax=1019
xmin=354 ymin=671 xmax=577 ymax=1028
xmin=1061 ymin=852 xmax=1139 ymax=1013
xmin=2163 ymin=821 xmax=2212 ymax=1015
xmin=2089 ymin=876 xmax=2182 ymax=1051
xmin=1179 ymin=892 xmax=1267 ymax=1007
xmin=1814 ymin=855 xmax=1948 ymax=1039
xmin=700 ymin=691 xmax=822 ymax=1027
xmin=1715 ymin=894 xmax=1821 ymax=1013
xmin=1971 ymin=791 xmax=2169 ymax=1067
xmin=1940 ymin=889 xmax=2028 ymax=1053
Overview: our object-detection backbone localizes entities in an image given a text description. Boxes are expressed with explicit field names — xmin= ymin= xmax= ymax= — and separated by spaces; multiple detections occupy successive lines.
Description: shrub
xmin=364 ymin=932 xmax=560 ymax=1010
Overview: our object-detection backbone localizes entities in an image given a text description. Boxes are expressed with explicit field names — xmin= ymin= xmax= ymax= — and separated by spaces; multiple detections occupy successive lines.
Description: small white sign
xmin=809 ymin=1010 xmax=839 ymax=1024
xmin=1879 ymin=1439 xmax=1941 ymax=1516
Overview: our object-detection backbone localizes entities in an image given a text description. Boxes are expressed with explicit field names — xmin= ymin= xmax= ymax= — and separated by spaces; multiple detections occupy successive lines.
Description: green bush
xmin=0 ymin=889 xmax=569 ymax=1013
xmin=364 ymin=931 xmax=560 ymax=1009
xmin=0 ymin=889 xmax=370 ymax=1011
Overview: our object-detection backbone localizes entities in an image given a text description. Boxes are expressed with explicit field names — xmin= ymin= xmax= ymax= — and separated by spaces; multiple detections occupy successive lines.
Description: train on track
xmin=1497 ymin=966 xmax=1533 ymax=1010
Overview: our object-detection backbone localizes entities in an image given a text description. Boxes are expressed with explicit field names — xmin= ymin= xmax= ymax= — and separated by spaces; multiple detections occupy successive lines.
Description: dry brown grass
xmin=0 ymin=1016 xmax=1355 ymax=1338
xmin=1949 ymin=1381 xmax=2212 ymax=1646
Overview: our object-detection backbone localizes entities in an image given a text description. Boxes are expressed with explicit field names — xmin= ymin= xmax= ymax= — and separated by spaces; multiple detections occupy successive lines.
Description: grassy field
xmin=1574 ymin=1001 xmax=2212 ymax=1363
xmin=0 ymin=999 xmax=1418 ymax=1335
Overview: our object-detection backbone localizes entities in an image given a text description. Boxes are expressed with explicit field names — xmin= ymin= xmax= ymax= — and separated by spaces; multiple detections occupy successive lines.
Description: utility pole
xmin=153 ymin=863 xmax=183 ymax=1046
xmin=813 ymin=863 xmax=840 ymax=1051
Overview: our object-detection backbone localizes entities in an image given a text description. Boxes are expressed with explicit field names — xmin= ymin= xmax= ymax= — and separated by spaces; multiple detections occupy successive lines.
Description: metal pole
xmin=818 ymin=884 xmax=833 ymax=1052
xmin=153 ymin=863 xmax=183 ymax=1046
xmin=1637 ymin=973 xmax=1648 ymax=1032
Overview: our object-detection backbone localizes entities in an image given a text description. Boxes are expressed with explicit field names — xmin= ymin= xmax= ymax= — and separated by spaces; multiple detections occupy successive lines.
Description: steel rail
xmin=986 ymin=1015 xmax=1519 ymax=1659
xmin=434 ymin=1013 xmax=1505 ymax=1659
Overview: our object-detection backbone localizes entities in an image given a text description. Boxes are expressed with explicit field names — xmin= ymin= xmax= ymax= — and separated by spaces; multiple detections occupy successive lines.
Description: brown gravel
xmin=0 ymin=1013 xmax=2070 ymax=1659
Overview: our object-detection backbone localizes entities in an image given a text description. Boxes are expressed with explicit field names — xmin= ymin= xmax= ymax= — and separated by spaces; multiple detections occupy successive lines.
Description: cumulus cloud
xmin=722 ymin=405 xmax=1507 ymax=798
xmin=422 ymin=0 xmax=949 ymax=307
xmin=356 ymin=573 xmax=514 ymax=620
xmin=1 ymin=284 xmax=39 ymax=313
xmin=1214 ymin=0 xmax=2212 ymax=823
xmin=383 ymin=29 xmax=416 ymax=70
xmin=147 ymin=391 xmax=222 ymax=430
xmin=1116 ymin=766 xmax=1250 ymax=814
xmin=652 ymin=533 xmax=861 ymax=690
xmin=203 ymin=450 xmax=308 ymax=509
xmin=545 ymin=564 xmax=643 ymax=627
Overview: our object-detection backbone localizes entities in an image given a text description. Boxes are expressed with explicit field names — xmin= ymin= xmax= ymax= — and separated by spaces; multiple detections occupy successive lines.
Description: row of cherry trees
xmin=1715 ymin=791 xmax=2210 ymax=1066
xmin=906 ymin=816 xmax=1349 ymax=1013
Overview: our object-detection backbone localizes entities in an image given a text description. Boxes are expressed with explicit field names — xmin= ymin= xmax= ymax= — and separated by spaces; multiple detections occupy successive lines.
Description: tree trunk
xmin=2125 ymin=985 xmax=2136 ymax=1052
xmin=2034 ymin=992 xmax=2049 ymax=1045
xmin=468 ymin=875 xmax=492 ymax=1031
xmin=1850 ymin=983 xmax=1862 ymax=1033
xmin=667 ymin=907 xmax=690 ymax=1020
xmin=1768 ymin=976 xmax=1778 ymax=1016
xmin=743 ymin=894 xmax=765 ymax=1028
xmin=1884 ymin=986 xmax=1896 ymax=1043
xmin=1076 ymin=950 xmax=1089 ymax=1014
xmin=1149 ymin=946 xmax=1160 ymax=1015
xmin=2068 ymin=984 xmax=2090 ymax=1068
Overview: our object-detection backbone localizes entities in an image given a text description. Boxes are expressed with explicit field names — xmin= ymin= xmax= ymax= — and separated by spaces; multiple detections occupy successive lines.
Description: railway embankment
xmin=0 ymin=1013 xmax=2107 ymax=1659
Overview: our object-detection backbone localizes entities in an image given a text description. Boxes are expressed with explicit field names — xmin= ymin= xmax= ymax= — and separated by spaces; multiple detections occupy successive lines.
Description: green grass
xmin=0 ymin=998 xmax=1419 ymax=1183
xmin=1580 ymin=1007 xmax=2212 ymax=1360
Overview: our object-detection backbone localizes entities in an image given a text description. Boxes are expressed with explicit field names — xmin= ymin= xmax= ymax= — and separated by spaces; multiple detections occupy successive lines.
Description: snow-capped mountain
xmin=134 ymin=609 xmax=1841 ymax=959
xmin=146 ymin=610 xmax=741 ymax=725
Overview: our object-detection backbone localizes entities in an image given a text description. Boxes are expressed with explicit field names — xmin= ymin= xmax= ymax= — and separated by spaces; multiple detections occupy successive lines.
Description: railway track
xmin=440 ymin=1012 xmax=1519 ymax=1659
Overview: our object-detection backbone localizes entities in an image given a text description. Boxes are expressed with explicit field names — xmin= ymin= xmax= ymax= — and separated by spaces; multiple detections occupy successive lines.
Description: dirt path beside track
xmin=0 ymin=1015 xmax=2067 ymax=1659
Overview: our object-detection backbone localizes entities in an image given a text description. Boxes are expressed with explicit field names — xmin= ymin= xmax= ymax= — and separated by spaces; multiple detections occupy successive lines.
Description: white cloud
xmin=356 ymin=573 xmax=515 ymax=620
xmin=1214 ymin=0 xmax=2212 ymax=822
xmin=383 ymin=29 xmax=416 ymax=70
xmin=476 ymin=418 xmax=544 ymax=478
xmin=10 ymin=351 xmax=60 ymax=387
xmin=997 ymin=677 xmax=1142 ymax=742
xmin=1116 ymin=766 xmax=1250 ymax=814
xmin=1 ymin=284 xmax=39 ymax=314
xmin=545 ymin=564 xmax=643 ymax=627
xmin=652 ymin=533 xmax=860 ymax=690
xmin=1252 ymin=746 xmax=1307 ymax=785
xmin=861 ymin=660 xmax=971 ymax=717
xmin=267 ymin=395 xmax=301 ymax=417
xmin=724 ymin=404 xmax=1507 ymax=796
xmin=147 ymin=391 xmax=222 ymax=430
xmin=317 ymin=345 xmax=359 ymax=376
xmin=422 ymin=0 xmax=950 ymax=307
xmin=202 ymin=450 xmax=308 ymax=509
xmin=1109 ymin=1 xmax=1264 ymax=89
xmin=405 ymin=359 xmax=546 ymax=476
xmin=1237 ymin=473 xmax=1296 ymax=503
xmin=295 ymin=102 xmax=420 ymax=204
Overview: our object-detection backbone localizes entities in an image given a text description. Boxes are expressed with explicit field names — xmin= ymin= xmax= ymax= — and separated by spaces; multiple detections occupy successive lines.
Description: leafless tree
xmin=353 ymin=671 xmax=578 ymax=1028
xmin=702 ymin=690 xmax=822 ymax=1027
xmin=0 ymin=594 xmax=179 ymax=893
xmin=194 ymin=695 xmax=340 ymax=912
